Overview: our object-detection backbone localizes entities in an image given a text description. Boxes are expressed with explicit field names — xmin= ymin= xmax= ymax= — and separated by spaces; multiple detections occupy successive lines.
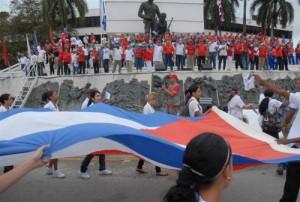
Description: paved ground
xmin=1 ymin=156 xmax=299 ymax=202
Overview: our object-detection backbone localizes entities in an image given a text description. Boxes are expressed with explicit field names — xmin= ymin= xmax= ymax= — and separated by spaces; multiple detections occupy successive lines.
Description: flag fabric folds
xmin=1 ymin=104 xmax=300 ymax=169
xmin=100 ymin=0 xmax=107 ymax=32
xmin=2 ymin=38 xmax=9 ymax=66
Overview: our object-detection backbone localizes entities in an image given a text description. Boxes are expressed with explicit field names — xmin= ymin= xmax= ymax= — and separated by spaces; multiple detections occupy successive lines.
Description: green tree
xmin=204 ymin=0 xmax=240 ymax=34
xmin=41 ymin=0 xmax=88 ymax=28
xmin=250 ymin=0 xmax=294 ymax=37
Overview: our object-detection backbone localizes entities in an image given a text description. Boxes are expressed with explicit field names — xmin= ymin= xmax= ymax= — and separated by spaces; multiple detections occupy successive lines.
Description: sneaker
xmin=98 ymin=169 xmax=112 ymax=175
xmin=156 ymin=171 xmax=169 ymax=176
xmin=136 ymin=168 xmax=148 ymax=174
xmin=46 ymin=167 xmax=53 ymax=175
xmin=53 ymin=170 xmax=65 ymax=179
xmin=77 ymin=170 xmax=90 ymax=179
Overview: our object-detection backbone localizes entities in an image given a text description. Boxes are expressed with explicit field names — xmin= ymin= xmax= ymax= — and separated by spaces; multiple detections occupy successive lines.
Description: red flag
xmin=2 ymin=38 xmax=8 ymax=66
xmin=49 ymin=26 xmax=55 ymax=44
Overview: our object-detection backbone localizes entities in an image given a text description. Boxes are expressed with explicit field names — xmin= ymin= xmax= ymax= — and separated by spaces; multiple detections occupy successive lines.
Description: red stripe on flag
xmin=2 ymin=39 xmax=8 ymax=65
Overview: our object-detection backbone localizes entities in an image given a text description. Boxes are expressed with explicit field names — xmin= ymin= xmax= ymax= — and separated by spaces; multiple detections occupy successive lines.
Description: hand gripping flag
xmin=1 ymin=103 xmax=300 ymax=169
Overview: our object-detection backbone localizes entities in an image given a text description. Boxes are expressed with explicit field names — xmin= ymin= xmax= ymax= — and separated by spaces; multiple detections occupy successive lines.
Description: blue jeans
xmin=209 ymin=52 xmax=217 ymax=69
xmin=37 ymin=62 xmax=44 ymax=76
xmin=296 ymin=54 xmax=300 ymax=64
xmin=72 ymin=64 xmax=78 ymax=75
xmin=269 ymin=56 xmax=275 ymax=70
xmin=136 ymin=57 xmax=143 ymax=70
xmin=165 ymin=54 xmax=174 ymax=70
xmin=103 ymin=59 xmax=109 ymax=73
xmin=288 ymin=54 xmax=295 ymax=65
xmin=242 ymin=54 xmax=249 ymax=70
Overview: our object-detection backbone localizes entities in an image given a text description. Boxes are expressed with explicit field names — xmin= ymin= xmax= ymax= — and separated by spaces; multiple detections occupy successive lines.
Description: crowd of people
xmin=17 ymin=31 xmax=300 ymax=76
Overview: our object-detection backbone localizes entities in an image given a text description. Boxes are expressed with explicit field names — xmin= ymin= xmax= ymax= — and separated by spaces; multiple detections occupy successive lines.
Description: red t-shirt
xmin=259 ymin=47 xmax=267 ymax=58
xmin=58 ymin=51 xmax=64 ymax=61
xmin=164 ymin=44 xmax=174 ymax=54
xmin=91 ymin=50 xmax=100 ymax=62
xmin=276 ymin=47 xmax=283 ymax=57
xmin=144 ymin=48 xmax=153 ymax=61
xmin=227 ymin=47 xmax=233 ymax=56
xmin=242 ymin=44 xmax=249 ymax=54
xmin=135 ymin=48 xmax=144 ymax=58
xmin=77 ymin=49 xmax=85 ymax=62
xmin=186 ymin=45 xmax=196 ymax=56
xmin=63 ymin=52 xmax=71 ymax=63
xmin=166 ymin=84 xmax=180 ymax=107
xmin=90 ymin=35 xmax=96 ymax=43
xmin=197 ymin=44 xmax=207 ymax=56
xmin=234 ymin=44 xmax=243 ymax=55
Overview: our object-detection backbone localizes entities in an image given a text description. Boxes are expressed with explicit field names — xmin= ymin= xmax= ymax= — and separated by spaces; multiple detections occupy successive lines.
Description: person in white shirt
xmin=258 ymin=89 xmax=289 ymax=138
xmin=70 ymin=35 xmax=77 ymax=50
xmin=71 ymin=50 xmax=79 ymax=75
xmin=102 ymin=44 xmax=111 ymax=73
xmin=83 ymin=34 xmax=89 ymax=45
xmin=164 ymin=133 xmax=233 ymax=202
xmin=136 ymin=92 xmax=168 ymax=176
xmin=112 ymin=46 xmax=122 ymax=74
xmin=217 ymin=41 xmax=228 ymax=70
xmin=255 ymin=75 xmax=300 ymax=202
xmin=175 ymin=41 xmax=185 ymax=71
xmin=187 ymin=84 xmax=203 ymax=117
xmin=208 ymin=39 xmax=218 ymax=69
xmin=76 ymin=36 xmax=83 ymax=48
xmin=227 ymin=89 xmax=253 ymax=121
xmin=125 ymin=45 xmax=134 ymax=73
xmin=18 ymin=54 xmax=28 ymax=74
xmin=153 ymin=40 xmax=164 ymax=69
xmin=81 ymin=89 xmax=93 ymax=110
xmin=78 ymin=90 xmax=112 ymax=179
xmin=42 ymin=90 xmax=65 ymax=179
xmin=29 ymin=52 xmax=37 ymax=76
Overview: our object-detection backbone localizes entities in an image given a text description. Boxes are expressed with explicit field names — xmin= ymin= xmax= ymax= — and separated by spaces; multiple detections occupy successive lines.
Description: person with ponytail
xmin=164 ymin=133 xmax=233 ymax=202
xmin=187 ymin=84 xmax=203 ymax=117
xmin=42 ymin=90 xmax=66 ymax=179
xmin=78 ymin=90 xmax=112 ymax=179
xmin=227 ymin=88 xmax=253 ymax=121
xmin=136 ymin=92 xmax=168 ymax=176
xmin=258 ymin=89 xmax=289 ymax=175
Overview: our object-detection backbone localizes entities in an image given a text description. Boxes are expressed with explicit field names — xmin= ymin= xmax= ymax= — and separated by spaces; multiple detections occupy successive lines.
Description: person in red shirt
xmin=242 ymin=40 xmax=250 ymax=70
xmin=197 ymin=40 xmax=207 ymax=71
xmin=63 ymin=49 xmax=71 ymax=75
xmin=90 ymin=33 xmax=96 ymax=44
xmin=249 ymin=44 xmax=255 ymax=70
xmin=282 ymin=44 xmax=289 ymax=71
xmin=135 ymin=44 xmax=144 ymax=72
xmin=276 ymin=45 xmax=283 ymax=70
xmin=258 ymin=44 xmax=268 ymax=70
xmin=144 ymin=44 xmax=154 ymax=72
xmin=186 ymin=41 xmax=196 ymax=69
xmin=57 ymin=49 xmax=64 ymax=75
xmin=234 ymin=40 xmax=243 ymax=70
xmin=162 ymin=74 xmax=180 ymax=115
xmin=163 ymin=40 xmax=175 ymax=71
xmin=91 ymin=47 xmax=100 ymax=74
xmin=77 ymin=46 xmax=86 ymax=74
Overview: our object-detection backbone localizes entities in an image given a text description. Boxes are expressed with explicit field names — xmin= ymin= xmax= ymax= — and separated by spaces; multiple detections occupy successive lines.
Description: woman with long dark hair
xmin=78 ymin=90 xmax=112 ymax=179
xmin=42 ymin=90 xmax=66 ymax=179
xmin=187 ymin=84 xmax=203 ymax=117
xmin=164 ymin=133 xmax=233 ymax=202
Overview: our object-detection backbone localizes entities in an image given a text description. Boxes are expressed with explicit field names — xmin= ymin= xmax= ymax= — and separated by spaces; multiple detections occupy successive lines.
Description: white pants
xmin=145 ymin=61 xmax=153 ymax=72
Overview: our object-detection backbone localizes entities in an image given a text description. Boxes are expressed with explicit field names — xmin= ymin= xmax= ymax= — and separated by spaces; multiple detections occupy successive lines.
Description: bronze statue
xmin=154 ymin=13 xmax=168 ymax=36
xmin=138 ymin=0 xmax=161 ymax=34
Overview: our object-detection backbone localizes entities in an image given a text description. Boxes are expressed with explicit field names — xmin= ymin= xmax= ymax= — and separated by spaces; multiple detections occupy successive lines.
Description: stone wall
xmin=24 ymin=73 xmax=298 ymax=113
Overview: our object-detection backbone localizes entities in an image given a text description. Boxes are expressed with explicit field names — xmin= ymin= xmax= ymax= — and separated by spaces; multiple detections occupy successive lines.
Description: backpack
xmin=262 ymin=111 xmax=281 ymax=134
xmin=179 ymin=99 xmax=192 ymax=117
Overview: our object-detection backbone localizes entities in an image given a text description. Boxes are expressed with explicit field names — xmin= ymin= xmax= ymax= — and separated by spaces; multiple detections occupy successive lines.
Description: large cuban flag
xmin=1 ymin=103 xmax=300 ymax=169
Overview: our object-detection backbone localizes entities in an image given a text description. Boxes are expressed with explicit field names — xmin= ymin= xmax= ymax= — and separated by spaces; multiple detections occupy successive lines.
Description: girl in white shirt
xmin=136 ymin=92 xmax=168 ymax=176
xmin=164 ymin=133 xmax=233 ymax=202
xmin=187 ymin=84 xmax=203 ymax=117
xmin=42 ymin=90 xmax=65 ymax=179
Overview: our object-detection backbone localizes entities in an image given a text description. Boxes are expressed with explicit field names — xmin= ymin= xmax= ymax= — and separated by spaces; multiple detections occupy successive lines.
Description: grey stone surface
xmin=24 ymin=74 xmax=297 ymax=112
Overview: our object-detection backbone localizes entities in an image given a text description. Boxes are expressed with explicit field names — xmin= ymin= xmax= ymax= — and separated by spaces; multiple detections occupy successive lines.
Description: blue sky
xmin=1 ymin=0 xmax=299 ymax=43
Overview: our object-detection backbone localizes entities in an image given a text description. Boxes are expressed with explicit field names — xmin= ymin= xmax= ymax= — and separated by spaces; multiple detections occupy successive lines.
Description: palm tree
xmin=204 ymin=0 xmax=240 ymax=35
xmin=250 ymin=0 xmax=294 ymax=37
xmin=41 ymin=0 xmax=88 ymax=28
